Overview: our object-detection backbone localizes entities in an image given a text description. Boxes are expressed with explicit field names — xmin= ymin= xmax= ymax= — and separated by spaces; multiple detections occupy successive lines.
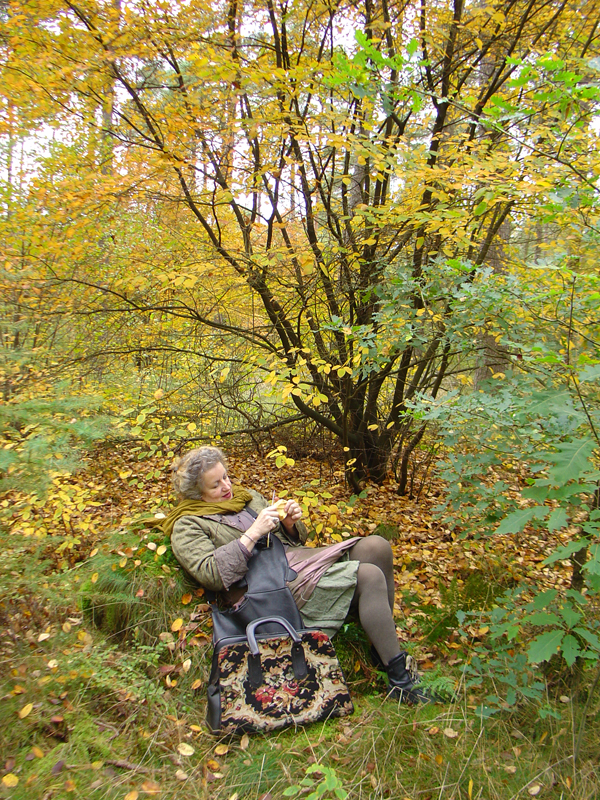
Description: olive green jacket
xmin=170 ymin=489 xmax=309 ymax=592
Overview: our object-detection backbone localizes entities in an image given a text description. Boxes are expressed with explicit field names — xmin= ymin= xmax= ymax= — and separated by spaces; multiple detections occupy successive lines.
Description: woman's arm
xmin=171 ymin=506 xmax=282 ymax=590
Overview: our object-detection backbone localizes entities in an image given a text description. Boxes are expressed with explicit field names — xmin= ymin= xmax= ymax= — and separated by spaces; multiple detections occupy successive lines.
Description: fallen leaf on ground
xmin=171 ymin=618 xmax=183 ymax=632
xmin=177 ymin=743 xmax=194 ymax=756
xmin=528 ymin=784 xmax=542 ymax=796
xmin=215 ymin=744 xmax=229 ymax=756
xmin=124 ymin=792 xmax=139 ymax=800
xmin=175 ymin=770 xmax=188 ymax=781
xmin=443 ymin=728 xmax=458 ymax=739
xmin=2 ymin=775 xmax=19 ymax=788
xmin=141 ymin=780 xmax=161 ymax=794
xmin=18 ymin=703 xmax=33 ymax=718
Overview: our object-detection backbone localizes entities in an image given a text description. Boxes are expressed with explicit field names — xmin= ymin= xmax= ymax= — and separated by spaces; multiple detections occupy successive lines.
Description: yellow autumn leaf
xmin=91 ymin=572 xmax=99 ymax=583
xmin=191 ymin=679 xmax=202 ymax=690
xmin=125 ymin=792 xmax=139 ymax=800
xmin=181 ymin=593 xmax=192 ymax=605
xmin=171 ymin=618 xmax=183 ymax=632
xmin=19 ymin=702 xmax=33 ymax=718
xmin=156 ymin=545 xmax=167 ymax=556
xmin=182 ymin=658 xmax=191 ymax=673
xmin=214 ymin=744 xmax=229 ymax=756
xmin=32 ymin=745 xmax=44 ymax=758
xmin=2 ymin=774 xmax=19 ymax=787
xmin=206 ymin=759 xmax=220 ymax=771
xmin=177 ymin=743 xmax=195 ymax=756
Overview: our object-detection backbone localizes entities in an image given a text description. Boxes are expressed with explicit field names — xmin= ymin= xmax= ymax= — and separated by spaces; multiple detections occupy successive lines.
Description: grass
xmin=2 ymin=525 xmax=600 ymax=799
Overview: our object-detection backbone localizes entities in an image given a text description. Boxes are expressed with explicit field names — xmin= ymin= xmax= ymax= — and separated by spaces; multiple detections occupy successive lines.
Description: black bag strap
xmin=245 ymin=617 xmax=308 ymax=688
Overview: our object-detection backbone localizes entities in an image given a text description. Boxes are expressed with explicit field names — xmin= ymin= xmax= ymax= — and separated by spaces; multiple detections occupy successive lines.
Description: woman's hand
xmin=239 ymin=506 xmax=281 ymax=551
xmin=279 ymin=499 xmax=303 ymax=532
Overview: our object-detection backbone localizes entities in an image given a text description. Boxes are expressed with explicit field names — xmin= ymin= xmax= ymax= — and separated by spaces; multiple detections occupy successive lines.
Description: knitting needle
xmin=268 ymin=489 xmax=276 ymax=547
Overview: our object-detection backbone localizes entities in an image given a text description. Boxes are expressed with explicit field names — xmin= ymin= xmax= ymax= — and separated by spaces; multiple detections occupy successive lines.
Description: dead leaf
xmin=505 ymin=765 xmax=517 ymax=774
xmin=528 ymin=784 xmax=542 ymax=796
xmin=177 ymin=743 xmax=194 ymax=757
xmin=77 ymin=630 xmax=93 ymax=645
xmin=428 ymin=726 xmax=440 ymax=735
xmin=559 ymin=695 xmax=570 ymax=703
xmin=156 ymin=545 xmax=167 ymax=556
xmin=18 ymin=702 xmax=33 ymax=718
xmin=141 ymin=780 xmax=161 ymax=794
xmin=191 ymin=679 xmax=202 ymax=690
xmin=62 ymin=622 xmax=71 ymax=633
xmin=124 ymin=792 xmax=139 ymax=800
xmin=175 ymin=770 xmax=188 ymax=781
xmin=64 ymin=779 xmax=76 ymax=792
xmin=435 ymin=754 xmax=443 ymax=765
xmin=240 ymin=733 xmax=250 ymax=750
xmin=182 ymin=659 xmax=191 ymax=673
xmin=51 ymin=760 xmax=65 ymax=775
xmin=443 ymin=728 xmax=458 ymax=739
xmin=182 ymin=593 xmax=192 ymax=605
xmin=2 ymin=775 xmax=19 ymax=788
xmin=214 ymin=744 xmax=229 ymax=756
xmin=38 ymin=633 xmax=50 ymax=642
xmin=32 ymin=746 xmax=44 ymax=758
xmin=171 ymin=618 xmax=183 ymax=632
xmin=206 ymin=759 xmax=220 ymax=771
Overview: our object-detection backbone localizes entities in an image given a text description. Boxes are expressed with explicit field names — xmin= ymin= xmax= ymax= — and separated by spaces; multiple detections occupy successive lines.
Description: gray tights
xmin=348 ymin=536 xmax=401 ymax=666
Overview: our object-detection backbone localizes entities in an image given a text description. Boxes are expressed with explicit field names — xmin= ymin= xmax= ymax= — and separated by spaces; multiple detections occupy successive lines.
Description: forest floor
xmin=1 ymin=445 xmax=598 ymax=799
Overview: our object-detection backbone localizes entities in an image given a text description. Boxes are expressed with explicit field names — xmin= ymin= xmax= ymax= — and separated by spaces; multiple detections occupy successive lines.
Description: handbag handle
xmin=245 ymin=616 xmax=308 ymax=688
xmin=246 ymin=616 xmax=301 ymax=655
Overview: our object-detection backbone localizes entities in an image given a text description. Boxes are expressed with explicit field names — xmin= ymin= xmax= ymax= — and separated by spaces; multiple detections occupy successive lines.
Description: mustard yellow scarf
xmin=161 ymin=485 xmax=253 ymax=538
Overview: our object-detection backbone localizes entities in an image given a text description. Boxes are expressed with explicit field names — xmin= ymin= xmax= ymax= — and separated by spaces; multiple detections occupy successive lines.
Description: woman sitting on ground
xmin=162 ymin=445 xmax=431 ymax=703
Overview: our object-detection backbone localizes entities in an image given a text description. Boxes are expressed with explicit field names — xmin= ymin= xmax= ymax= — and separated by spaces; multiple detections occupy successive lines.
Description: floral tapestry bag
xmin=206 ymin=615 xmax=354 ymax=734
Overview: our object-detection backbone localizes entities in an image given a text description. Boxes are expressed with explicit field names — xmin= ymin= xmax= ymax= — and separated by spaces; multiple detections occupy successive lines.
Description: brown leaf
xmin=51 ymin=760 xmax=65 ymax=775
xmin=181 ymin=593 xmax=192 ymax=605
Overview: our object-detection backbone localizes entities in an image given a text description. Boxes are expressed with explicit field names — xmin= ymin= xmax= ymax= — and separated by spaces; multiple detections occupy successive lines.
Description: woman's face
xmin=200 ymin=462 xmax=232 ymax=502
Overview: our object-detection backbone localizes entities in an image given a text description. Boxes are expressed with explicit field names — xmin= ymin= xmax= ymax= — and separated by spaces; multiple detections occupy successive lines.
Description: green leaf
xmin=547 ymin=508 xmax=568 ymax=532
xmin=525 ymin=611 xmax=561 ymax=626
xmin=473 ymin=201 xmax=487 ymax=216
xmin=573 ymin=627 xmax=600 ymax=651
xmin=560 ymin=634 xmax=581 ymax=667
xmin=530 ymin=589 xmax=558 ymax=610
xmin=559 ymin=605 xmax=582 ymax=628
xmin=544 ymin=438 xmax=596 ymax=484
xmin=496 ymin=506 xmax=547 ymax=534
xmin=543 ymin=539 xmax=589 ymax=566
xmin=583 ymin=543 xmax=600 ymax=575
xmin=528 ymin=630 xmax=564 ymax=664
xmin=578 ymin=364 xmax=600 ymax=383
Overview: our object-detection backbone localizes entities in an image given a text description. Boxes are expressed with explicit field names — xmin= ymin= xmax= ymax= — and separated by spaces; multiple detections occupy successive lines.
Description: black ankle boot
xmin=385 ymin=652 xmax=435 ymax=704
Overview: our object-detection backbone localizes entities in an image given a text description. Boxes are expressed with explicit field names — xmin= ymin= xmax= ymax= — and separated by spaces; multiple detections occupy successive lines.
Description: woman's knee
xmin=349 ymin=535 xmax=393 ymax=567
xmin=355 ymin=562 xmax=388 ymax=594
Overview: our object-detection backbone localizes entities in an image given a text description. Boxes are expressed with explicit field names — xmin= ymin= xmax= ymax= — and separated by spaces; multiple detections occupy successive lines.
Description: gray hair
xmin=170 ymin=446 xmax=227 ymax=499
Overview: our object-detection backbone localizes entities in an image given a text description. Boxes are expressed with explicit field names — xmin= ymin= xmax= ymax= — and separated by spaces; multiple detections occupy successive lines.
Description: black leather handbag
xmin=209 ymin=533 xmax=304 ymax=647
